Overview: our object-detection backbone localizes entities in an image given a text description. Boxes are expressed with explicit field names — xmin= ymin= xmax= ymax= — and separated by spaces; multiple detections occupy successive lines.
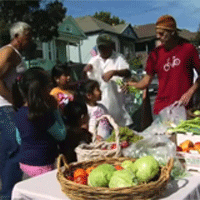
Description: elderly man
xmin=83 ymin=34 xmax=133 ymax=127
xmin=0 ymin=21 xmax=32 ymax=199
xmin=126 ymin=15 xmax=200 ymax=115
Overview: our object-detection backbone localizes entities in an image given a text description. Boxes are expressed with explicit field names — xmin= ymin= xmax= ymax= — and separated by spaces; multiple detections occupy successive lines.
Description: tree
xmin=93 ymin=11 xmax=125 ymax=26
xmin=0 ymin=0 xmax=67 ymax=42
xmin=0 ymin=19 xmax=10 ymax=46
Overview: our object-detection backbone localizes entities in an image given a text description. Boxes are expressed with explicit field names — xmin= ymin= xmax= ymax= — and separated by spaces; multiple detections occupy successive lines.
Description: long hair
xmin=12 ymin=67 xmax=57 ymax=121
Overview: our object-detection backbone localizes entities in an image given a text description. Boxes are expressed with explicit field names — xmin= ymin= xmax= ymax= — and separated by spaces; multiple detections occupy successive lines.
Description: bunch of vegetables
xmin=65 ymin=156 xmax=161 ymax=188
xmin=167 ymin=117 xmax=200 ymax=134
xmin=115 ymin=79 xmax=141 ymax=96
xmin=106 ymin=126 xmax=143 ymax=144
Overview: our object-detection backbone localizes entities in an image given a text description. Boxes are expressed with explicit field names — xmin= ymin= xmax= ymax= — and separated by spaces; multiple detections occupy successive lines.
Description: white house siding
xmin=69 ymin=45 xmax=79 ymax=63
xmin=69 ymin=34 xmax=120 ymax=64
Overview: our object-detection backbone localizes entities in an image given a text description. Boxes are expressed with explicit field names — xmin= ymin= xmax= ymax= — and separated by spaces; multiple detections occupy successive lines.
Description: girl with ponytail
xmin=12 ymin=67 xmax=66 ymax=177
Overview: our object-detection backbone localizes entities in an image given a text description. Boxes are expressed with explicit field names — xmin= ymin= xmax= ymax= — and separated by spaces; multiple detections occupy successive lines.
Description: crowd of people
xmin=0 ymin=14 xmax=200 ymax=200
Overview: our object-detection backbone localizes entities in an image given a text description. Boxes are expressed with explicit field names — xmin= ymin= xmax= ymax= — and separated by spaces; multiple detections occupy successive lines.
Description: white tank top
xmin=0 ymin=44 xmax=26 ymax=107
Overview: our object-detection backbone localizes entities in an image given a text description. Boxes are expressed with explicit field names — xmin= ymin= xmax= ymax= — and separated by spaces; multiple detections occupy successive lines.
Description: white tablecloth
xmin=12 ymin=170 xmax=200 ymax=200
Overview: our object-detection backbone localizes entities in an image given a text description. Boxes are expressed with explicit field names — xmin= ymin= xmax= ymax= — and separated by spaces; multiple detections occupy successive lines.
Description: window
xmin=66 ymin=25 xmax=72 ymax=33
xmin=35 ymin=40 xmax=43 ymax=59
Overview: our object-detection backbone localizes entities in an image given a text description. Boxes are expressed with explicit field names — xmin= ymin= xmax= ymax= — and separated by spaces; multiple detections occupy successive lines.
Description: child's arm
xmin=47 ymin=109 xmax=67 ymax=141
xmin=16 ymin=128 xmax=21 ymax=145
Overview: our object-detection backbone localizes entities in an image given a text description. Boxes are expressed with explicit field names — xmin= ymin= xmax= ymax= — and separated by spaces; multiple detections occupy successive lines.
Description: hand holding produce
xmin=115 ymin=79 xmax=141 ymax=95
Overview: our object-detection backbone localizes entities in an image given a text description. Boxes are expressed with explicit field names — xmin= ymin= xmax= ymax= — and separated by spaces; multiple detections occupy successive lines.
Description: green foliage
xmin=115 ymin=79 xmax=141 ymax=96
xmin=167 ymin=117 xmax=200 ymax=134
xmin=93 ymin=11 xmax=125 ymax=26
xmin=127 ymin=54 xmax=143 ymax=71
xmin=0 ymin=0 xmax=67 ymax=42
xmin=106 ymin=126 xmax=143 ymax=143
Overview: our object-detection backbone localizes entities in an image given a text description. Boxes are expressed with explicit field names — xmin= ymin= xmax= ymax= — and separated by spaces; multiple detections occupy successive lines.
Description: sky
xmin=61 ymin=0 xmax=200 ymax=32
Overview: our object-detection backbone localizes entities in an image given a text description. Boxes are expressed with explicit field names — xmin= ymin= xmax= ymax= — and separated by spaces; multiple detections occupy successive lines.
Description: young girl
xmin=50 ymin=63 xmax=74 ymax=109
xmin=60 ymin=101 xmax=92 ymax=163
xmin=12 ymin=67 xmax=66 ymax=177
xmin=78 ymin=79 xmax=112 ymax=140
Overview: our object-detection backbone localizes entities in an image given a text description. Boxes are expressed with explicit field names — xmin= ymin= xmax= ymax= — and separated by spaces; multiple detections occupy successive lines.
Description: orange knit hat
xmin=156 ymin=15 xmax=179 ymax=31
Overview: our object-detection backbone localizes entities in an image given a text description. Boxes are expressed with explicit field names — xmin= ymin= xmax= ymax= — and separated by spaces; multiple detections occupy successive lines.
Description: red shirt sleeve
xmin=145 ymin=51 xmax=157 ymax=76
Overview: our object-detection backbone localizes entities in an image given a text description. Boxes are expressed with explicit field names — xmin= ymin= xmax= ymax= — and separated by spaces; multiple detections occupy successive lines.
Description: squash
xmin=179 ymin=140 xmax=194 ymax=151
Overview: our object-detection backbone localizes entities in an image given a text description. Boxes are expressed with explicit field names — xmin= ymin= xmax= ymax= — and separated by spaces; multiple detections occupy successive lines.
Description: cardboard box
xmin=176 ymin=133 xmax=200 ymax=171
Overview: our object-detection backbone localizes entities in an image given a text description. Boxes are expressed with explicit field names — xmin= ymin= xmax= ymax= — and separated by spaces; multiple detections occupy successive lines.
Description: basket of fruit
xmin=75 ymin=115 xmax=121 ymax=162
xmin=57 ymin=154 xmax=174 ymax=200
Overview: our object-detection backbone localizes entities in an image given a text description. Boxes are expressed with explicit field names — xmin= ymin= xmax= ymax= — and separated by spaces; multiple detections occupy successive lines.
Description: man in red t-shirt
xmin=126 ymin=15 xmax=200 ymax=115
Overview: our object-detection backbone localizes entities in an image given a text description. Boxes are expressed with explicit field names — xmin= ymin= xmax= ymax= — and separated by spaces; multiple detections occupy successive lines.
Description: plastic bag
xmin=122 ymin=135 xmax=188 ymax=179
xmin=159 ymin=104 xmax=187 ymax=126
xmin=122 ymin=135 xmax=176 ymax=164
xmin=138 ymin=104 xmax=187 ymax=137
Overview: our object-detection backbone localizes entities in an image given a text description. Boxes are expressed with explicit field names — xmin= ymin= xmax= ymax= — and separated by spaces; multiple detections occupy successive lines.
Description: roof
xmin=75 ymin=16 xmax=118 ymax=34
xmin=179 ymin=29 xmax=197 ymax=41
xmin=133 ymin=24 xmax=156 ymax=39
xmin=114 ymin=24 xmax=129 ymax=34
xmin=133 ymin=23 xmax=197 ymax=41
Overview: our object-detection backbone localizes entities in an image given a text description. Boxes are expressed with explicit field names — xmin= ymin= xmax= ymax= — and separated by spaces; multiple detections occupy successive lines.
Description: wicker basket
xmin=57 ymin=154 xmax=174 ymax=200
xmin=75 ymin=115 xmax=121 ymax=162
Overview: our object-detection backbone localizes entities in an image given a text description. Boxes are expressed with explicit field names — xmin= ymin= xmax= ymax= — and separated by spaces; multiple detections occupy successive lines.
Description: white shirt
xmin=87 ymin=51 xmax=133 ymax=126
xmin=87 ymin=103 xmax=112 ymax=139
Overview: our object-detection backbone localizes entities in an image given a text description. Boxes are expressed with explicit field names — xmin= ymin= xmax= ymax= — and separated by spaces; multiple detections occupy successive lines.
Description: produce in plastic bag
xmin=122 ymin=135 xmax=176 ymax=163
xmin=138 ymin=104 xmax=187 ymax=137
xmin=122 ymin=135 xmax=188 ymax=179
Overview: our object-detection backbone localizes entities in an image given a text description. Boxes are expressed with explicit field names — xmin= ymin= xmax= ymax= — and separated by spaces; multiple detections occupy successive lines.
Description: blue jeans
xmin=0 ymin=106 xmax=22 ymax=200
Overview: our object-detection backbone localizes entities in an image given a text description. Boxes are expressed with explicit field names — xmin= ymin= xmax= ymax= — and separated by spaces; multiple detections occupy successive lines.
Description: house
xmin=26 ymin=15 xmax=87 ymax=71
xmin=69 ymin=16 xmax=137 ymax=64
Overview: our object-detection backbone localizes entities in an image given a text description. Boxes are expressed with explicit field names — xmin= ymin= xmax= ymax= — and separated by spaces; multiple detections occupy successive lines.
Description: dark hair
xmin=12 ymin=67 xmax=57 ymax=121
xmin=51 ymin=63 xmax=71 ymax=86
xmin=62 ymin=101 xmax=88 ymax=127
xmin=77 ymin=79 xmax=99 ymax=102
